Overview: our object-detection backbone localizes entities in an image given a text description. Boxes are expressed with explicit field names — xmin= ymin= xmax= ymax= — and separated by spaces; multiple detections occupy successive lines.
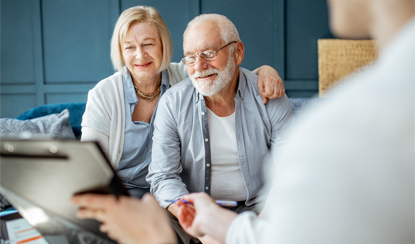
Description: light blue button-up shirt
xmin=147 ymin=68 xmax=295 ymax=208
xmin=117 ymin=68 xmax=170 ymax=198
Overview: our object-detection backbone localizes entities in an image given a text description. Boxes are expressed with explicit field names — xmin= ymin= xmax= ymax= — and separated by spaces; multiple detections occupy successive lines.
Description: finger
xmin=178 ymin=206 xmax=191 ymax=228
xmin=262 ymin=96 xmax=268 ymax=104
xmin=99 ymin=223 xmax=109 ymax=233
xmin=272 ymin=85 xmax=280 ymax=99
xmin=282 ymin=86 xmax=286 ymax=96
xmin=95 ymin=209 xmax=107 ymax=222
xmin=262 ymin=81 xmax=274 ymax=97
xmin=179 ymin=206 xmax=197 ymax=236
xmin=177 ymin=199 xmax=186 ymax=208
xmin=180 ymin=194 xmax=196 ymax=204
xmin=71 ymin=194 xmax=115 ymax=209
xmin=257 ymin=75 xmax=266 ymax=95
xmin=76 ymin=208 xmax=102 ymax=220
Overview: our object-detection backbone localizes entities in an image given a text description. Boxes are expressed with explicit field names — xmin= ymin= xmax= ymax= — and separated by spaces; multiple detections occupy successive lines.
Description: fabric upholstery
xmin=289 ymin=97 xmax=318 ymax=115
xmin=16 ymin=103 xmax=86 ymax=139
xmin=2 ymin=109 xmax=75 ymax=140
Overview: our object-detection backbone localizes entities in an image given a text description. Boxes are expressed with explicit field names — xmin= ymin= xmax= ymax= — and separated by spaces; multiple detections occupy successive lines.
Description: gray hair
xmin=184 ymin=14 xmax=241 ymax=50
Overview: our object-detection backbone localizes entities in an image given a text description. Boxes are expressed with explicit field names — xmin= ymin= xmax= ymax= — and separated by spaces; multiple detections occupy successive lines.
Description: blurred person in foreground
xmin=72 ymin=0 xmax=415 ymax=243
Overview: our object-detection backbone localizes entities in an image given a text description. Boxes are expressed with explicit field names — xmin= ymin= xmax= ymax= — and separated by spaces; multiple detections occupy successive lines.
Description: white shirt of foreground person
xmin=226 ymin=19 xmax=415 ymax=244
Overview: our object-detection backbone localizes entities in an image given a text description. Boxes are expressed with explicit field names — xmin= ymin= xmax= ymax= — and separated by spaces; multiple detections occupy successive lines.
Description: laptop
xmin=0 ymin=138 xmax=130 ymax=244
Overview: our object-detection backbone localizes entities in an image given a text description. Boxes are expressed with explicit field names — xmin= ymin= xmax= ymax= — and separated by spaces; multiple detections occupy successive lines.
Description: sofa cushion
xmin=1 ymin=109 xmax=76 ymax=140
xmin=16 ymin=102 xmax=86 ymax=139
xmin=289 ymin=97 xmax=317 ymax=115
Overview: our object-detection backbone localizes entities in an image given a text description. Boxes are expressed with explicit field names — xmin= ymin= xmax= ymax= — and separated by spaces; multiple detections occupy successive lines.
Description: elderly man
xmin=146 ymin=14 xmax=294 ymax=244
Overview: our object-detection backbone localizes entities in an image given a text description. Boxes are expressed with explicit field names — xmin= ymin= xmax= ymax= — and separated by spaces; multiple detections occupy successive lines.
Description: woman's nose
xmin=135 ymin=48 xmax=147 ymax=60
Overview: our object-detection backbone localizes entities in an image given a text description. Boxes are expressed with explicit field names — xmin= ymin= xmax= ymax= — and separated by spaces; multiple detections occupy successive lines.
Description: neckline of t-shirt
xmin=206 ymin=108 xmax=235 ymax=119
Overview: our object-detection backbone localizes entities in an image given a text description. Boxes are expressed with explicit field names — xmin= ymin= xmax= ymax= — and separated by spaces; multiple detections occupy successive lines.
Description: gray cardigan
xmin=81 ymin=63 xmax=188 ymax=168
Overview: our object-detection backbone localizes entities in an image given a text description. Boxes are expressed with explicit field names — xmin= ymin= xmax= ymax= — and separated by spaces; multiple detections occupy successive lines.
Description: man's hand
xmin=253 ymin=65 xmax=285 ymax=104
xmin=177 ymin=193 xmax=237 ymax=244
xmin=71 ymin=193 xmax=176 ymax=244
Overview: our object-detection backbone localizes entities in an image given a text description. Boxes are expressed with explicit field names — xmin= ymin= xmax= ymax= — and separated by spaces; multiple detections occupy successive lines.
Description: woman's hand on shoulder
xmin=253 ymin=65 xmax=285 ymax=104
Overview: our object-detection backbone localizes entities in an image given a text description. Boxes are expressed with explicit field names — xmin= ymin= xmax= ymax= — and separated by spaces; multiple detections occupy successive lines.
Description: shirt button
xmin=205 ymin=138 xmax=209 ymax=142
xmin=201 ymin=112 xmax=205 ymax=115
xmin=205 ymin=186 xmax=209 ymax=190
xmin=206 ymin=163 xmax=210 ymax=167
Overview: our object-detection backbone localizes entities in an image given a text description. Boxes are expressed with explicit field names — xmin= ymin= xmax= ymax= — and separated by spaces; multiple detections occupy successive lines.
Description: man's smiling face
xmin=183 ymin=21 xmax=237 ymax=96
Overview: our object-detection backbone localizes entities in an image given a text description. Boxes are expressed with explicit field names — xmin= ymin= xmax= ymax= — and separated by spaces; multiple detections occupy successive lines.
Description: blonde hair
xmin=110 ymin=6 xmax=172 ymax=74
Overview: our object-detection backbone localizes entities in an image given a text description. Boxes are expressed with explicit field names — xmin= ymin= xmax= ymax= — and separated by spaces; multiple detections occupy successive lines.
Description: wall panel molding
xmin=1 ymin=0 xmax=332 ymax=118
xmin=33 ymin=0 xmax=45 ymax=105
xmin=274 ymin=0 xmax=285 ymax=80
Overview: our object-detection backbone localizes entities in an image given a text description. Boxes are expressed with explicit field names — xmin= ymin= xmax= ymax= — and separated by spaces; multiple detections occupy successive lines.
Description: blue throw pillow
xmin=16 ymin=102 xmax=86 ymax=139
xmin=0 ymin=109 xmax=76 ymax=140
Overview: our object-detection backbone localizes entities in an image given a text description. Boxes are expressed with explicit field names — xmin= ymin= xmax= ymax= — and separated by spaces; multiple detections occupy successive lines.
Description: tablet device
xmin=0 ymin=139 xmax=130 ymax=244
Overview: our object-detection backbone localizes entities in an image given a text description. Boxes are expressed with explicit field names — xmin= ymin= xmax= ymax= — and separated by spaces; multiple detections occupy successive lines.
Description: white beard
xmin=190 ymin=55 xmax=236 ymax=96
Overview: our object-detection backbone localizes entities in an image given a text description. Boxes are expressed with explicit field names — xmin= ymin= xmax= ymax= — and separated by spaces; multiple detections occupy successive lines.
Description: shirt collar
xmin=195 ymin=67 xmax=246 ymax=103
xmin=122 ymin=66 xmax=170 ymax=105
xmin=122 ymin=67 xmax=138 ymax=105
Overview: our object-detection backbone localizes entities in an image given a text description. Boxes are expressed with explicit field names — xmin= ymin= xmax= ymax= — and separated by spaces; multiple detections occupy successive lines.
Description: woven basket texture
xmin=318 ymin=39 xmax=377 ymax=97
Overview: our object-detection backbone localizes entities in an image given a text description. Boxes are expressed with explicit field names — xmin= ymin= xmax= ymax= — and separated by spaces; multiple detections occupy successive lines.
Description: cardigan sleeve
xmin=167 ymin=62 xmax=189 ymax=86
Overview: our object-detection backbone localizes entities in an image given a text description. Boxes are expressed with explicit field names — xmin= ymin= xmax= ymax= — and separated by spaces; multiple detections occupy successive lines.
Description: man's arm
xmin=266 ymin=94 xmax=295 ymax=159
xmin=146 ymin=93 xmax=190 ymax=211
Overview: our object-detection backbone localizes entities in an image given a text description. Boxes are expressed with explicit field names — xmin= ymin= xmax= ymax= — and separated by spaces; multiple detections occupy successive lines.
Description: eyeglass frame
xmin=180 ymin=41 xmax=238 ymax=66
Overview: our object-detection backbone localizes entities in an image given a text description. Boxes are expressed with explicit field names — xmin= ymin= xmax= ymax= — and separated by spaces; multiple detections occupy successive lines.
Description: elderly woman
xmin=81 ymin=6 xmax=285 ymax=199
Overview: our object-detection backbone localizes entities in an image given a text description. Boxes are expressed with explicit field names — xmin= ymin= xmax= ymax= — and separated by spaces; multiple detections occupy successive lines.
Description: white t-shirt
xmin=207 ymin=108 xmax=247 ymax=201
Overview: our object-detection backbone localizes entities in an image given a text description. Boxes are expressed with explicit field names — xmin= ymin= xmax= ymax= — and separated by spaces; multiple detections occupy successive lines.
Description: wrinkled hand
xmin=254 ymin=65 xmax=285 ymax=104
xmin=177 ymin=193 xmax=237 ymax=244
xmin=71 ymin=193 xmax=176 ymax=244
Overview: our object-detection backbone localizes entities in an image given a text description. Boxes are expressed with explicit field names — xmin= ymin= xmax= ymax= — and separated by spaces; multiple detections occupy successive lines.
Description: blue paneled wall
xmin=0 ymin=0 xmax=333 ymax=118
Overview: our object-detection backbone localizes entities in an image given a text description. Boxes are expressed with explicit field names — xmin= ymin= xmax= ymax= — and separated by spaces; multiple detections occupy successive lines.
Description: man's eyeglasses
xmin=180 ymin=41 xmax=237 ymax=66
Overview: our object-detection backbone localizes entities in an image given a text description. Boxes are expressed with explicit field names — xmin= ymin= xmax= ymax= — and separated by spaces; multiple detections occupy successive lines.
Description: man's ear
xmin=234 ymin=41 xmax=244 ymax=65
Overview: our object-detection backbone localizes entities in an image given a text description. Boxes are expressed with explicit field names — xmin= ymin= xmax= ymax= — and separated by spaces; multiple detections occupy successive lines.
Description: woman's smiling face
xmin=122 ymin=22 xmax=163 ymax=83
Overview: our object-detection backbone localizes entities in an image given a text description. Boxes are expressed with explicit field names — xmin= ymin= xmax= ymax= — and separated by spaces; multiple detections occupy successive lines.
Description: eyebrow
xmin=124 ymin=38 xmax=156 ymax=45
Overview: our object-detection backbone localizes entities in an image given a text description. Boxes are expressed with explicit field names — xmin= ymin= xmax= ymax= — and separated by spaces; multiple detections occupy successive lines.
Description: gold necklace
xmin=133 ymin=86 xmax=161 ymax=100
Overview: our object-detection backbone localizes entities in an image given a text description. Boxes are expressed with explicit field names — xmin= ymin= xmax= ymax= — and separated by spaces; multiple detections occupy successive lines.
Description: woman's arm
xmin=253 ymin=65 xmax=285 ymax=104
xmin=81 ymin=127 xmax=110 ymax=165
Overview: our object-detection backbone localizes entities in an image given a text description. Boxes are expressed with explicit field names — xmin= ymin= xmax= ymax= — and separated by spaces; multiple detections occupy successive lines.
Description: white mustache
xmin=192 ymin=69 xmax=219 ymax=79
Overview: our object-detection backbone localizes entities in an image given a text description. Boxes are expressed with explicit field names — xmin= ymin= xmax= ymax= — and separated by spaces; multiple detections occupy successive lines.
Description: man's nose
xmin=194 ymin=55 xmax=208 ymax=71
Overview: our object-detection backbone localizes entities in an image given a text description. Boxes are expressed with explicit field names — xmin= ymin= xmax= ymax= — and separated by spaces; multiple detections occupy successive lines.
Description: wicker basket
xmin=318 ymin=39 xmax=378 ymax=97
